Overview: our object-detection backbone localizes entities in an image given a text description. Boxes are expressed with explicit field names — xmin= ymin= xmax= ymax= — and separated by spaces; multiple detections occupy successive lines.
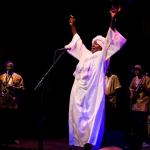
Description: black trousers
xmin=0 ymin=108 xmax=19 ymax=144
xmin=100 ymin=100 xmax=127 ymax=149
xmin=129 ymin=111 xmax=149 ymax=150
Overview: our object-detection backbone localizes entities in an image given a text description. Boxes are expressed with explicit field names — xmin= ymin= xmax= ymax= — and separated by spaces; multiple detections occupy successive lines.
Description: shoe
xmin=84 ymin=143 xmax=92 ymax=150
xmin=9 ymin=139 xmax=20 ymax=144
xmin=142 ymin=142 xmax=150 ymax=147
xmin=84 ymin=143 xmax=97 ymax=150
xmin=14 ymin=139 xmax=20 ymax=144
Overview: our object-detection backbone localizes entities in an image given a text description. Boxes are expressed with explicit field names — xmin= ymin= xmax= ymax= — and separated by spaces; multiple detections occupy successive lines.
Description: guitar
xmin=132 ymin=96 xmax=150 ymax=112
xmin=131 ymin=73 xmax=148 ymax=101
xmin=130 ymin=73 xmax=150 ymax=111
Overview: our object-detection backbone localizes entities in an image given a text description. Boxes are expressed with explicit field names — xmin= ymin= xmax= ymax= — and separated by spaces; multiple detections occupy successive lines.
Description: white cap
xmin=92 ymin=35 xmax=105 ymax=49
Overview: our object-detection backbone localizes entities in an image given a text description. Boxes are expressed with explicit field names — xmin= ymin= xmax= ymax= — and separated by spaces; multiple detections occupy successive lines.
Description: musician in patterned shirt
xmin=0 ymin=60 xmax=25 ymax=145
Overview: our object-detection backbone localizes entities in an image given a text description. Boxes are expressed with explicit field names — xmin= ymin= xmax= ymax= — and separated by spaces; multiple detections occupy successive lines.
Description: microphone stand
xmin=34 ymin=49 xmax=66 ymax=150
xmin=34 ymin=50 xmax=66 ymax=91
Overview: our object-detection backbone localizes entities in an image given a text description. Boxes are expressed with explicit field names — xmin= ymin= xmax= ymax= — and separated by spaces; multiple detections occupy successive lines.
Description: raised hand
xmin=69 ymin=15 xmax=75 ymax=26
xmin=109 ymin=5 xmax=121 ymax=19
xmin=68 ymin=15 xmax=77 ymax=35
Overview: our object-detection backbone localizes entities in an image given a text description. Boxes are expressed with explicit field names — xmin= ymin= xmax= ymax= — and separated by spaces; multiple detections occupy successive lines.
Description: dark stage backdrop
xmin=0 ymin=0 xmax=149 ymax=139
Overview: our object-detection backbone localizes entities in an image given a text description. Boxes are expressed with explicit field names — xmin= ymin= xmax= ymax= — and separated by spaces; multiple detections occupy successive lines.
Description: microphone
xmin=56 ymin=47 xmax=71 ymax=51
xmin=6 ymin=70 xmax=9 ymax=77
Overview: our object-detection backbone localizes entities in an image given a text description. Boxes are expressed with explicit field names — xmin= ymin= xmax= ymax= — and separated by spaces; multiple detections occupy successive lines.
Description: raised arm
xmin=65 ymin=15 xmax=91 ymax=60
xmin=103 ymin=5 xmax=126 ymax=60
xmin=109 ymin=5 xmax=121 ymax=30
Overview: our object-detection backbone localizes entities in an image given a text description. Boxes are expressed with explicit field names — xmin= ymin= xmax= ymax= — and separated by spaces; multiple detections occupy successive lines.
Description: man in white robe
xmin=64 ymin=6 xmax=127 ymax=149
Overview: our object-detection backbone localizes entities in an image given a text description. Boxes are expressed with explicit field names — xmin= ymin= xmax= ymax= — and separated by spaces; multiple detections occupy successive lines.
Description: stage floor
xmin=0 ymin=137 xmax=150 ymax=150
xmin=0 ymin=138 xmax=71 ymax=150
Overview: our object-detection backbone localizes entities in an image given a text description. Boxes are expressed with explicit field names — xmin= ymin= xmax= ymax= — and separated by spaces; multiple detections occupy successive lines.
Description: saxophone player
xmin=0 ymin=61 xmax=25 ymax=145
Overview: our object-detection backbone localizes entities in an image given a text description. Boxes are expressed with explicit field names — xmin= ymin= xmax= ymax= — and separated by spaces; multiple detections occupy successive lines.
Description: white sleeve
xmin=65 ymin=33 xmax=91 ymax=60
xmin=105 ymin=28 xmax=127 ymax=60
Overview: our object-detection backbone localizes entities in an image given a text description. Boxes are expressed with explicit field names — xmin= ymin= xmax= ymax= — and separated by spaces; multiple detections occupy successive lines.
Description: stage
xmin=0 ymin=138 xmax=70 ymax=150
xmin=0 ymin=137 xmax=150 ymax=150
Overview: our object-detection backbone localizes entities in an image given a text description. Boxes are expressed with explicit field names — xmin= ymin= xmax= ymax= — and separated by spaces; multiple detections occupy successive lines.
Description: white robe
xmin=65 ymin=28 xmax=126 ymax=148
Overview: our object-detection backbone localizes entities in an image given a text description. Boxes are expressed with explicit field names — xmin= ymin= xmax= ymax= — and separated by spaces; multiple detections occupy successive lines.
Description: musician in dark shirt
xmin=129 ymin=64 xmax=150 ymax=150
